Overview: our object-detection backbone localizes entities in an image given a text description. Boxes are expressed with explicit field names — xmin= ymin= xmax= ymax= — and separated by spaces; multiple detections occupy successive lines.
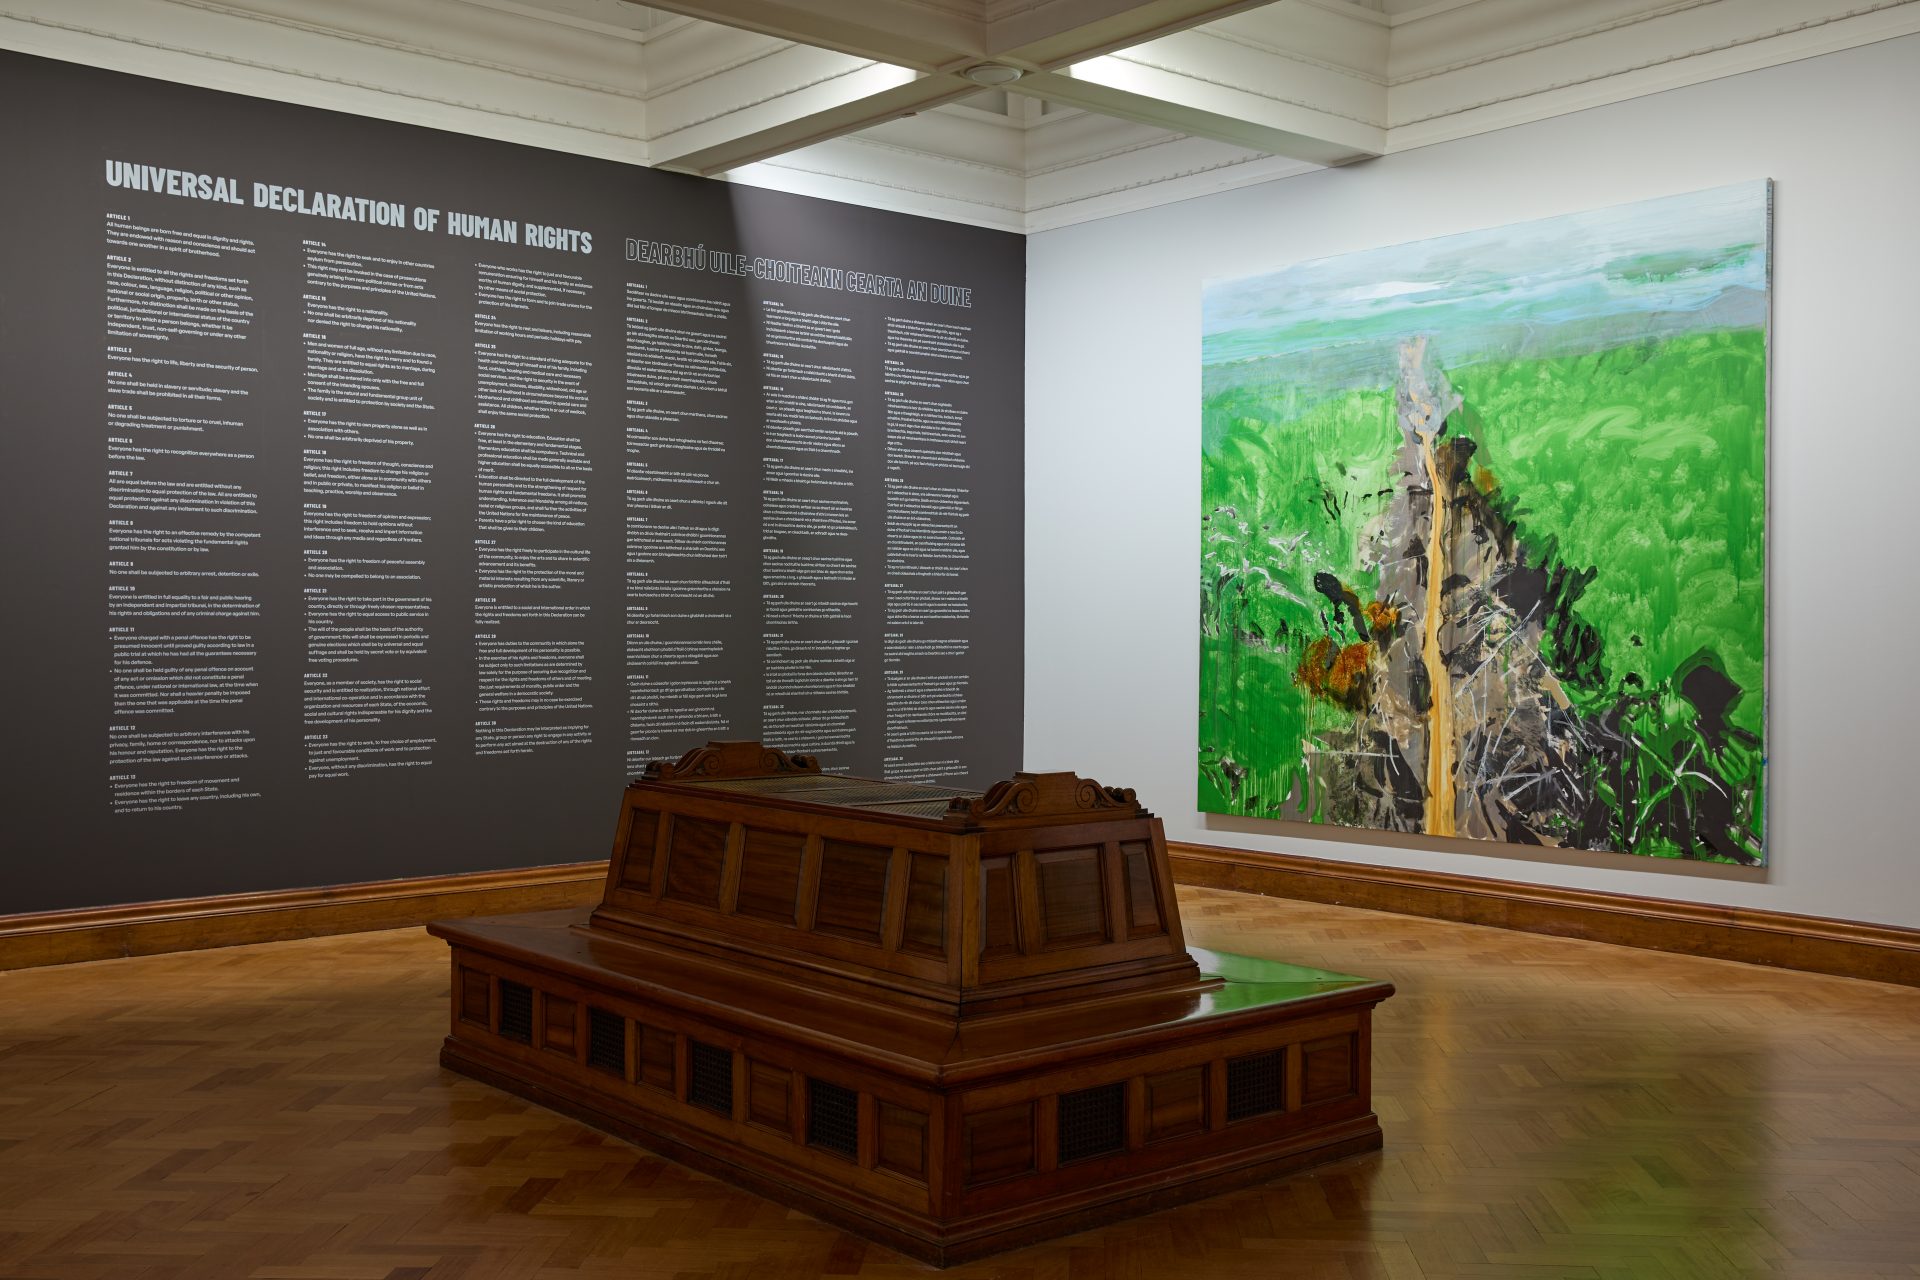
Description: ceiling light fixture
xmin=961 ymin=63 xmax=1025 ymax=86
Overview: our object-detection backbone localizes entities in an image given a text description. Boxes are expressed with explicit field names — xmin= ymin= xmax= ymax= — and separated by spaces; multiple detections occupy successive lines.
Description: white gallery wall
xmin=1025 ymin=33 xmax=1920 ymax=931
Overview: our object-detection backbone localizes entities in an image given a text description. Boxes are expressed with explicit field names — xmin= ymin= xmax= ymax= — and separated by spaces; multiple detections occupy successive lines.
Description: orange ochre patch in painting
xmin=1296 ymin=637 xmax=1373 ymax=710
xmin=1329 ymin=643 xmax=1371 ymax=700
xmin=1363 ymin=601 xmax=1398 ymax=634
xmin=1294 ymin=636 xmax=1334 ymax=695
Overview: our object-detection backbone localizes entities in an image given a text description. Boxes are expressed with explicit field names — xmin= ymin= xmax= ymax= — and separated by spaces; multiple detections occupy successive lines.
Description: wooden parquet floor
xmin=3 ymin=887 xmax=1918 ymax=1280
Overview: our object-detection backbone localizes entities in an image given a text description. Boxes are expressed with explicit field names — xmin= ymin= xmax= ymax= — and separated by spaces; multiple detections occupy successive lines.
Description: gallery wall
xmin=0 ymin=52 xmax=1024 ymax=915
xmin=1025 ymin=33 xmax=1920 ymax=930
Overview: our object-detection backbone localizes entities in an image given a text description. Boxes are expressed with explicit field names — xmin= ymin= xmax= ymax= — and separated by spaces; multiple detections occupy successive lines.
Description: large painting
xmin=1199 ymin=182 xmax=1769 ymax=862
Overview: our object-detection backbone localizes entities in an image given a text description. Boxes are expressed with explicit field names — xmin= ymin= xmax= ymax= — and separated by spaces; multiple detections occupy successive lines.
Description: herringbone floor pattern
xmin=2 ymin=887 xmax=1916 ymax=1279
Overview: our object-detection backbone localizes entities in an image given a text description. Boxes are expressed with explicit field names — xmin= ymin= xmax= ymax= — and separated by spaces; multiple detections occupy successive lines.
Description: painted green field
xmin=1199 ymin=328 xmax=1766 ymax=859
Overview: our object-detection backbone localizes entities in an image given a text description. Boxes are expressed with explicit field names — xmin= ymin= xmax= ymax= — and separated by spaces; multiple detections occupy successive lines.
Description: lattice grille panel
xmin=857 ymin=800 xmax=956 ymax=819
xmin=689 ymin=1040 xmax=733 ymax=1115
xmin=1057 ymin=1082 xmax=1126 ymax=1163
xmin=1226 ymin=1050 xmax=1284 ymax=1121
xmin=498 ymin=980 xmax=532 ymax=1045
xmin=587 ymin=1007 xmax=624 ymax=1075
xmin=806 ymin=1078 xmax=859 ymax=1159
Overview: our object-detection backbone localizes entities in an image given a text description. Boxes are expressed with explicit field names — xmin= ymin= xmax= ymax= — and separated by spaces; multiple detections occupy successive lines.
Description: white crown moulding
xmin=0 ymin=0 xmax=655 ymax=164
xmin=1384 ymin=0 xmax=1920 ymax=139
xmin=2 ymin=0 xmax=1918 ymax=231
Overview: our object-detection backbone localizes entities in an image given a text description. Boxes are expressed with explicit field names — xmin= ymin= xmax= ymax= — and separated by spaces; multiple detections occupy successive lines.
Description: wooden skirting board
xmin=0 ymin=862 xmax=608 ymax=970
xmin=1171 ymin=842 xmax=1920 ymax=988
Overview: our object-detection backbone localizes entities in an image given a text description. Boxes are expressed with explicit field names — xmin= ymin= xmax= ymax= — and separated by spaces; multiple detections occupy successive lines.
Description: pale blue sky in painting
xmin=1202 ymin=181 xmax=1771 ymax=386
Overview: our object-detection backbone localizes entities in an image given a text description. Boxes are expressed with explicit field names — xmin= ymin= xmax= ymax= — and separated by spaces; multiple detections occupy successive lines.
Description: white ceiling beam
xmin=651 ymin=61 xmax=979 ymax=174
xmin=1011 ymin=56 xmax=1382 ymax=166
xmin=628 ymin=0 xmax=1342 ymax=177
xmin=615 ymin=0 xmax=985 ymax=70
xmin=629 ymin=0 xmax=1295 ymax=71
xmin=984 ymin=0 xmax=1297 ymax=66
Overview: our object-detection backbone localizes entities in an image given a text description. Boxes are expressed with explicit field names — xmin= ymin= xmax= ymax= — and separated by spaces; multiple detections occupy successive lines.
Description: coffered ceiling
xmin=5 ymin=0 xmax=1918 ymax=230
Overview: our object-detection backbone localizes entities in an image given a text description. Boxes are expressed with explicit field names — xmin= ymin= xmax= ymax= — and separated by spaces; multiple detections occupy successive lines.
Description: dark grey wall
xmin=0 ymin=51 xmax=1024 ymax=913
